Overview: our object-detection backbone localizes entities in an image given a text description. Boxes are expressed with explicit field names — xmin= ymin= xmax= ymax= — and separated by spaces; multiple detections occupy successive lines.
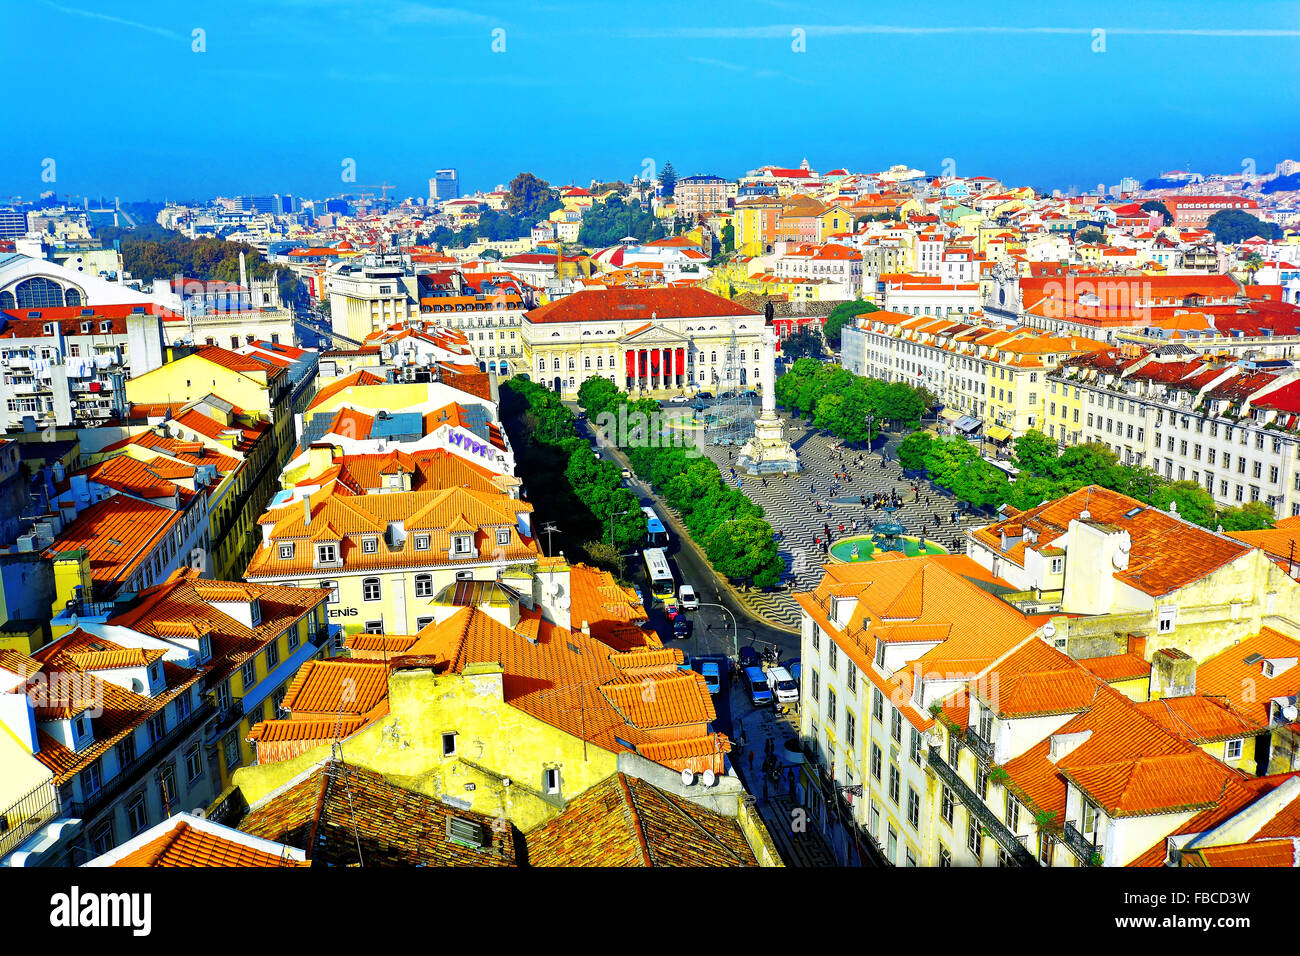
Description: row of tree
xmin=499 ymin=379 xmax=645 ymax=577
xmin=896 ymin=429 xmax=1276 ymax=530
xmin=421 ymin=172 xmax=563 ymax=249
xmin=775 ymin=358 xmax=935 ymax=443
xmin=111 ymin=231 xmax=299 ymax=303
xmin=577 ymin=378 xmax=785 ymax=588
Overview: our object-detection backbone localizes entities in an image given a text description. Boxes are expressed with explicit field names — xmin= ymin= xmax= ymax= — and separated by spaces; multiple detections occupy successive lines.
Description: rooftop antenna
xmin=541 ymin=521 xmax=559 ymax=557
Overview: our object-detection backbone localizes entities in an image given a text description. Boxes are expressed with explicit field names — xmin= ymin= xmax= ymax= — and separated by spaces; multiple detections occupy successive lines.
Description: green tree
xmin=506 ymin=172 xmax=554 ymax=218
xmin=721 ymin=221 xmax=735 ymax=253
xmin=1139 ymin=200 xmax=1171 ymax=225
xmin=660 ymin=161 xmax=677 ymax=198
xmin=822 ymin=299 xmax=878 ymax=348
xmin=780 ymin=326 xmax=824 ymax=361
xmin=1149 ymin=480 xmax=1217 ymax=528
xmin=1012 ymin=430 xmax=1059 ymax=476
xmin=1206 ymin=208 xmax=1282 ymax=244
xmin=896 ymin=432 xmax=936 ymax=472
xmin=1077 ymin=227 xmax=1105 ymax=244
xmin=923 ymin=437 xmax=980 ymax=490
xmin=705 ymin=516 xmax=783 ymax=588
xmin=1217 ymin=501 xmax=1276 ymax=532
xmin=577 ymin=376 xmax=622 ymax=421
xmin=951 ymin=459 xmax=1012 ymax=509
xmin=1048 ymin=443 xmax=1120 ymax=488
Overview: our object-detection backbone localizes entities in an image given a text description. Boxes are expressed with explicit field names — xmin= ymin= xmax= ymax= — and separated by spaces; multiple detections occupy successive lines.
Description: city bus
xmin=642 ymin=547 xmax=676 ymax=605
xmin=642 ymin=506 xmax=669 ymax=548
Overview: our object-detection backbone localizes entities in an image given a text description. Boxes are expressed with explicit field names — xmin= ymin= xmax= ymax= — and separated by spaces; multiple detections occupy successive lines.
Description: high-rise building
xmin=273 ymin=193 xmax=296 ymax=214
xmin=234 ymin=195 xmax=276 ymax=214
xmin=429 ymin=169 xmax=459 ymax=201
xmin=0 ymin=206 xmax=28 ymax=238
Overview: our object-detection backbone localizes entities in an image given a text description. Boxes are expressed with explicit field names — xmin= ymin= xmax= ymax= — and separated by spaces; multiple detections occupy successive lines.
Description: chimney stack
xmin=303 ymin=496 xmax=312 ymax=527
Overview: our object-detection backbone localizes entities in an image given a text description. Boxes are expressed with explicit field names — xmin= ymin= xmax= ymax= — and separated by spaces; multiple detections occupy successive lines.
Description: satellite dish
xmin=702 ymin=769 xmax=716 ymax=787
xmin=1284 ymin=704 xmax=1298 ymax=722
xmin=681 ymin=769 xmax=695 ymax=786
xmin=1043 ymin=622 xmax=1056 ymax=638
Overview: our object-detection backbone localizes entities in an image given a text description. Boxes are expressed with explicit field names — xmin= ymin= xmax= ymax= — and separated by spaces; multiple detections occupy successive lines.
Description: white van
xmin=766 ymin=666 xmax=799 ymax=705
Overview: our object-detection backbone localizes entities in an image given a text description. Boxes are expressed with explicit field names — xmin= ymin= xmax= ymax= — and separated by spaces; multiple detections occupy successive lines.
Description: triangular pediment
xmin=621 ymin=324 xmax=689 ymax=344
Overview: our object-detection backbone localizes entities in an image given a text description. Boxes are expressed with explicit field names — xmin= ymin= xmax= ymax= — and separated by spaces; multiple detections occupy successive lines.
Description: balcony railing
xmin=928 ymin=747 xmax=1038 ymax=866
xmin=966 ymin=727 xmax=995 ymax=764
xmin=0 ymin=779 xmax=62 ymax=861
xmin=1062 ymin=822 xmax=1102 ymax=864
xmin=64 ymin=700 xmax=215 ymax=823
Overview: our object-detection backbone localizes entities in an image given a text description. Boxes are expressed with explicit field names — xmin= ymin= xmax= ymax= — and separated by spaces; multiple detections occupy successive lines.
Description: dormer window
xmin=1263 ymin=660 xmax=1276 ymax=678
xmin=279 ymin=543 xmax=295 ymax=560
xmin=198 ymin=634 xmax=211 ymax=663
xmin=363 ymin=537 xmax=378 ymax=554
xmin=496 ymin=528 xmax=510 ymax=546
xmin=317 ymin=543 xmax=338 ymax=565
xmin=414 ymin=534 xmax=430 ymax=551
xmin=452 ymin=534 xmax=473 ymax=556
xmin=250 ymin=600 xmax=261 ymax=627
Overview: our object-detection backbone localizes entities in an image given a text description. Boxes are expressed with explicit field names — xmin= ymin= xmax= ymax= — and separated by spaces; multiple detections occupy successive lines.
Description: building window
xmin=1226 ymin=738 xmax=1243 ymax=760
xmin=870 ymin=743 xmax=882 ymax=781
xmin=544 ymin=768 xmax=561 ymax=794
xmin=1006 ymin=795 xmax=1021 ymax=832
xmin=322 ymin=580 xmax=340 ymax=604
xmin=126 ymin=792 xmax=148 ymax=835
xmin=278 ymin=543 xmax=295 ymax=560
xmin=888 ymin=764 xmax=900 ymax=805
xmin=939 ymin=844 xmax=951 ymax=867
xmin=116 ymin=734 xmax=136 ymax=770
xmin=1038 ymin=832 xmax=1054 ymax=866
xmin=1157 ymin=605 xmax=1177 ymax=633
xmin=185 ymin=745 xmax=203 ymax=782
xmin=91 ymin=820 xmax=114 ymax=855
xmin=316 ymin=544 xmax=338 ymax=564
xmin=266 ymin=640 xmax=279 ymax=669
xmin=442 ymin=732 xmax=457 ymax=756
xmin=363 ymin=578 xmax=381 ymax=601
xmin=241 ymin=660 xmax=257 ymax=690
xmin=907 ymin=787 xmax=921 ymax=829
xmin=967 ymin=818 xmax=983 ymax=860
xmin=496 ymin=528 xmax=510 ymax=546
xmin=872 ymin=688 xmax=883 ymax=723
xmin=222 ymin=731 xmax=240 ymax=771
xmin=415 ymin=573 xmax=434 ymax=597
xmin=414 ymin=535 xmax=430 ymax=551
xmin=941 ymin=785 xmax=954 ymax=826
xmin=363 ymin=537 xmax=378 ymax=554
xmin=891 ymin=708 xmax=902 ymax=743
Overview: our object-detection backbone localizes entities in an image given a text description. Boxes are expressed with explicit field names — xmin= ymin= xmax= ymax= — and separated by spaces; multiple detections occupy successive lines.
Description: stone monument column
xmin=737 ymin=303 xmax=801 ymax=475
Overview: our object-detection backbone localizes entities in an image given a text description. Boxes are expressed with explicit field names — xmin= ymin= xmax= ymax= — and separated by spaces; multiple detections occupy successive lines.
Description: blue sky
xmin=1 ymin=0 xmax=1297 ymax=202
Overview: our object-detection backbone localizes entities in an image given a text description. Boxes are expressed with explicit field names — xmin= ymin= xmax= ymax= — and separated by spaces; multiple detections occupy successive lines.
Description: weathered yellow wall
xmin=233 ymin=663 xmax=619 ymax=832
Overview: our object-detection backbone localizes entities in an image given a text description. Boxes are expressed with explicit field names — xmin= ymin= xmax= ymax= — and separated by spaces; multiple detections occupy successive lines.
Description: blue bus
xmin=642 ymin=506 xmax=669 ymax=547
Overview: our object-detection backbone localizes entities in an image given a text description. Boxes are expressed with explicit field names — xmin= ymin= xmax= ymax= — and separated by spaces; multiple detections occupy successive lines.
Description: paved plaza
xmin=695 ymin=412 xmax=994 ymax=629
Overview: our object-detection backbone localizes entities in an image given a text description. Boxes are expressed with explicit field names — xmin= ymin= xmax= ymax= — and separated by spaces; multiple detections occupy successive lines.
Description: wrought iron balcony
xmin=1062 ymin=822 xmax=1102 ymax=864
xmin=927 ymin=747 xmax=1038 ymax=866
xmin=966 ymin=727 xmax=995 ymax=764
xmin=0 ymin=780 xmax=62 ymax=861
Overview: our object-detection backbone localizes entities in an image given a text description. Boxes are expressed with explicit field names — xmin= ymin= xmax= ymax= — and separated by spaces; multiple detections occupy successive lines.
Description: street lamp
xmin=697 ymin=602 xmax=738 ymax=660
xmin=608 ymin=509 xmax=630 ymax=548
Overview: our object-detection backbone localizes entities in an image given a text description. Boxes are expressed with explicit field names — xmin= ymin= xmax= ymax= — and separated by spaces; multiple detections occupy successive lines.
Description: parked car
xmin=700 ymin=661 xmax=722 ymax=694
xmin=696 ymin=391 xmax=714 ymax=400
xmin=678 ymin=584 xmax=699 ymax=609
xmin=738 ymin=646 xmax=762 ymax=670
xmin=744 ymin=666 xmax=773 ymax=706
xmin=781 ymin=658 xmax=802 ymax=683
xmin=672 ymin=616 xmax=691 ymax=638
xmin=669 ymin=394 xmax=690 ymax=404
xmin=621 ymin=468 xmax=632 ymax=480
xmin=766 ymin=666 xmax=799 ymax=705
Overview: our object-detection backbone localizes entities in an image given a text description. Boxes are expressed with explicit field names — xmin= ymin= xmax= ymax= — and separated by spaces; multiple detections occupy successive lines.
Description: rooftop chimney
xmin=303 ymin=496 xmax=312 ymax=527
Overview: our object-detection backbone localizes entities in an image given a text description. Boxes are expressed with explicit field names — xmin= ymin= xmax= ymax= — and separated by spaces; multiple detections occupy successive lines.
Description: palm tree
xmin=1244 ymin=251 xmax=1265 ymax=285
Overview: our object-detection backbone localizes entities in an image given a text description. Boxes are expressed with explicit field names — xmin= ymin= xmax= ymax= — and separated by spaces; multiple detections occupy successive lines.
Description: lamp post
xmin=697 ymin=602 xmax=738 ymax=660
xmin=608 ymin=509 xmax=629 ymax=548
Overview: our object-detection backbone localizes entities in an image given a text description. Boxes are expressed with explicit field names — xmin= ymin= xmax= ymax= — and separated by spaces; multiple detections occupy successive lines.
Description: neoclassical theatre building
xmin=522 ymin=288 xmax=766 ymax=397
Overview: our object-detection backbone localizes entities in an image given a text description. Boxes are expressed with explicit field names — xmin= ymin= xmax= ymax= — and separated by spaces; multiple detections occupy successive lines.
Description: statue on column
xmin=737 ymin=303 xmax=800 ymax=474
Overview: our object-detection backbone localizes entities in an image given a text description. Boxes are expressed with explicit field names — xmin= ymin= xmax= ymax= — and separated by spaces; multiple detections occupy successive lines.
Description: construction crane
xmin=354 ymin=183 xmax=397 ymax=204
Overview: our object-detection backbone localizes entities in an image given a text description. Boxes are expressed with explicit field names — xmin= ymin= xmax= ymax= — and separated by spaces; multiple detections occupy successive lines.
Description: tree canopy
xmin=822 ymin=299 xmax=878 ymax=348
xmin=1207 ymin=208 xmax=1282 ymax=243
xmin=577 ymin=196 xmax=665 ymax=247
